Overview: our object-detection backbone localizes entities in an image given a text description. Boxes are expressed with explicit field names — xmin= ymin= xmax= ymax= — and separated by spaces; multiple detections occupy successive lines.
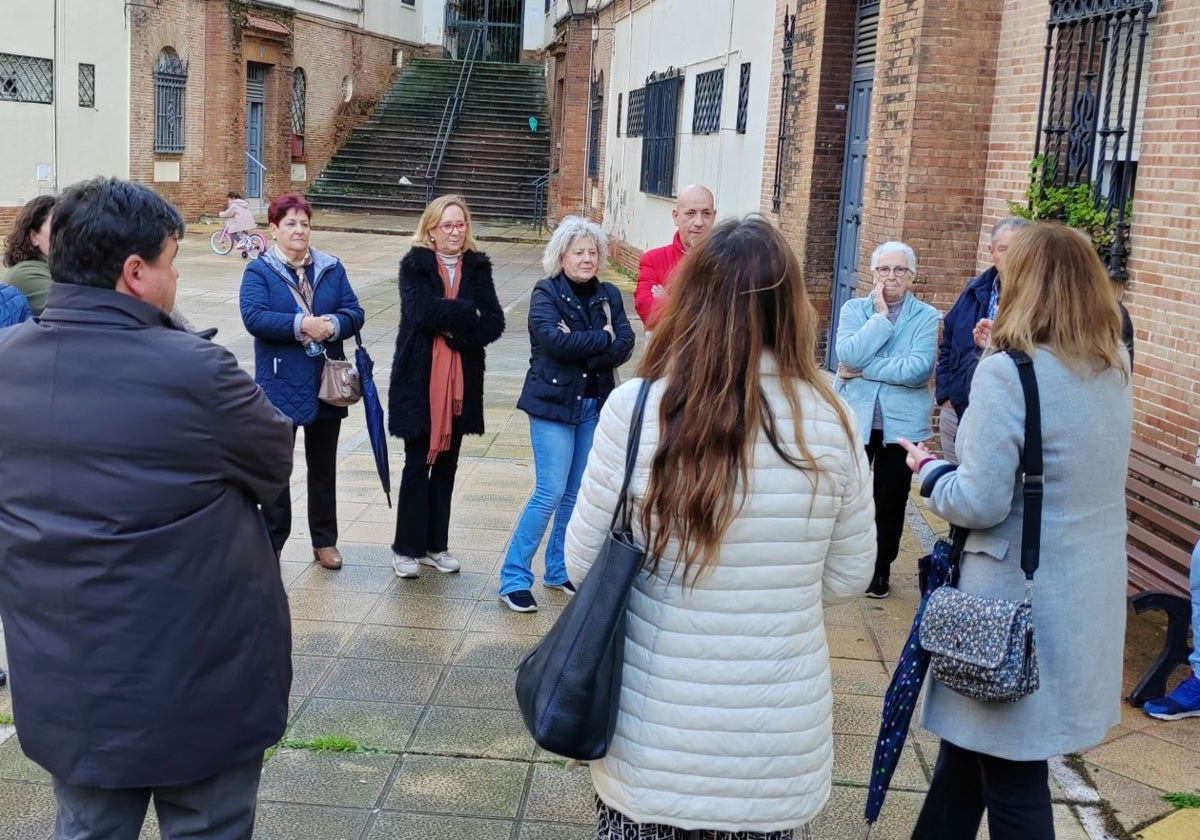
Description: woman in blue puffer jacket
xmin=240 ymin=194 xmax=364 ymax=570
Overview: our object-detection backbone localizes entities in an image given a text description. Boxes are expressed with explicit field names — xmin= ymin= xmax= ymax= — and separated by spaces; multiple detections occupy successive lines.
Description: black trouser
xmin=52 ymin=757 xmax=263 ymax=840
xmin=912 ymin=740 xmax=1053 ymax=840
xmin=392 ymin=432 xmax=464 ymax=558
xmin=261 ymin=417 xmax=341 ymax=554
xmin=865 ymin=428 xmax=912 ymax=580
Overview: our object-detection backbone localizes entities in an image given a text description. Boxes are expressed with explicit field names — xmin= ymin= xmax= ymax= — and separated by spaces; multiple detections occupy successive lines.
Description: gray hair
xmin=870 ymin=241 xmax=917 ymax=275
xmin=991 ymin=216 xmax=1031 ymax=240
xmin=542 ymin=216 xmax=609 ymax=276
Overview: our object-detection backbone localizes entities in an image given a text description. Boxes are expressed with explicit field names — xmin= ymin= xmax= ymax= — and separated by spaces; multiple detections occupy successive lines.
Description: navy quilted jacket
xmin=240 ymin=249 xmax=365 ymax=426
xmin=0 ymin=283 xmax=33 ymax=328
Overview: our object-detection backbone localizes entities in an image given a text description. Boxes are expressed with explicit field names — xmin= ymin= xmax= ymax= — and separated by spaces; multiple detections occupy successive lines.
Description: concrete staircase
xmin=307 ymin=58 xmax=551 ymax=221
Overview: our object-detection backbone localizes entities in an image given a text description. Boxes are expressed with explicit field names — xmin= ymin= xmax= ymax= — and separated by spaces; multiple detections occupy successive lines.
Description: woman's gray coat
xmin=915 ymin=348 xmax=1132 ymax=761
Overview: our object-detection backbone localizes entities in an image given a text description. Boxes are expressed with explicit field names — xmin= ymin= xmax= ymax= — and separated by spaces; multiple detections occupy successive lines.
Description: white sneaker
xmin=392 ymin=553 xmax=421 ymax=578
xmin=421 ymin=551 xmax=461 ymax=574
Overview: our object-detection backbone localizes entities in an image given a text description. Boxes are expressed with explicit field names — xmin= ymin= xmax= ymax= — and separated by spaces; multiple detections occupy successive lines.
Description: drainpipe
xmin=52 ymin=0 xmax=60 ymax=191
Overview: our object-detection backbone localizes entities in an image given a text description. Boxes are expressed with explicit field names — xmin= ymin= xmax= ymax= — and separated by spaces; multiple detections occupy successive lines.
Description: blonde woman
xmin=389 ymin=196 xmax=505 ymax=579
xmin=564 ymin=217 xmax=876 ymax=838
xmin=899 ymin=223 xmax=1133 ymax=839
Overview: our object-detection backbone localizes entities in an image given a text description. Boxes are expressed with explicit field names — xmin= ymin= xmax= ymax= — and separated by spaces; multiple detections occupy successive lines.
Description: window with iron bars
xmin=153 ymin=48 xmax=187 ymax=154
xmin=292 ymin=67 xmax=307 ymax=160
xmin=692 ymin=68 xmax=723 ymax=135
xmin=616 ymin=92 xmax=622 ymax=137
xmin=588 ymin=80 xmax=602 ymax=180
xmin=0 ymin=53 xmax=53 ymax=104
xmin=736 ymin=63 xmax=751 ymax=134
xmin=626 ymin=88 xmax=645 ymax=137
xmin=1032 ymin=0 xmax=1156 ymax=279
xmin=641 ymin=71 xmax=683 ymax=197
xmin=79 ymin=63 xmax=95 ymax=108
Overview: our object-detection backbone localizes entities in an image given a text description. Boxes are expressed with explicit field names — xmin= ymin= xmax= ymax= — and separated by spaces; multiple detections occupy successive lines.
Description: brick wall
xmin=128 ymin=0 xmax=403 ymax=221
xmin=858 ymin=0 xmax=1002 ymax=313
xmin=585 ymin=4 xmax=617 ymax=227
xmin=548 ymin=20 xmax=592 ymax=224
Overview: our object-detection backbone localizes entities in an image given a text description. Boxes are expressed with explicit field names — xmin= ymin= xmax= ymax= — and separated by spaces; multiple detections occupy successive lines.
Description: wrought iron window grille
xmin=626 ymin=87 xmax=645 ymax=137
xmin=1033 ymin=0 xmax=1156 ymax=279
xmin=0 ymin=53 xmax=53 ymax=104
xmin=736 ymin=62 xmax=751 ymax=134
xmin=78 ymin=63 xmax=96 ymax=108
xmin=153 ymin=49 xmax=187 ymax=154
xmin=640 ymin=69 xmax=684 ymax=197
xmin=291 ymin=68 xmax=307 ymax=136
xmin=692 ymin=68 xmax=723 ymax=135
xmin=588 ymin=79 xmax=602 ymax=179
xmin=616 ymin=92 xmax=622 ymax=137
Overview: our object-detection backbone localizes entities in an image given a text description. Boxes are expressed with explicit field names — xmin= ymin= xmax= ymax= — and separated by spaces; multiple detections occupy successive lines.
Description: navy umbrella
xmin=354 ymin=333 xmax=392 ymax=508
xmin=860 ymin=528 xmax=963 ymax=838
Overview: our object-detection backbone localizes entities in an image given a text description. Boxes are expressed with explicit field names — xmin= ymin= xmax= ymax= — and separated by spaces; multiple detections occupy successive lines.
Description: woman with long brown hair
xmin=898 ymin=222 xmax=1133 ymax=839
xmin=564 ymin=216 xmax=876 ymax=838
xmin=3 ymin=194 xmax=55 ymax=315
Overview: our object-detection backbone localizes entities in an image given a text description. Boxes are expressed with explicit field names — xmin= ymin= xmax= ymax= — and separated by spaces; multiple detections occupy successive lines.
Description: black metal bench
xmin=1125 ymin=438 xmax=1197 ymax=707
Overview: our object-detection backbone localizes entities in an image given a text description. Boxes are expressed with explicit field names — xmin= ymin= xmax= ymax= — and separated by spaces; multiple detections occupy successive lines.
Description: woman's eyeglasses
xmin=437 ymin=222 xmax=468 ymax=234
xmin=873 ymin=266 xmax=912 ymax=278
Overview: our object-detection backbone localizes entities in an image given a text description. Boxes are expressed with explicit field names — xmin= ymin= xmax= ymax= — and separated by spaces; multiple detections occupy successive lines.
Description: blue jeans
xmin=499 ymin=400 xmax=599 ymax=595
xmin=1190 ymin=542 xmax=1200 ymax=674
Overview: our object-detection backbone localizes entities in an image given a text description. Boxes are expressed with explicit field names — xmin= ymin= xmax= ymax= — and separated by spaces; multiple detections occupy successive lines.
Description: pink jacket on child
xmin=219 ymin=199 xmax=256 ymax=234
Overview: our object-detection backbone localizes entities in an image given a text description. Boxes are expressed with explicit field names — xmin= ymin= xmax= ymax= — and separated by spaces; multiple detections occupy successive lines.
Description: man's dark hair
xmin=50 ymin=178 xmax=185 ymax=289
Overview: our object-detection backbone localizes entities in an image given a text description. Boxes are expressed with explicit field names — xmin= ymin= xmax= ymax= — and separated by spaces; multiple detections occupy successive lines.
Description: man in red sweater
xmin=634 ymin=184 xmax=716 ymax=330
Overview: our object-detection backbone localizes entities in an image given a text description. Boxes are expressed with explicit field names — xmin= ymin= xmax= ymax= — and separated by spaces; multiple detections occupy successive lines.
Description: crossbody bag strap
xmin=283 ymin=278 xmax=312 ymax=316
xmin=1005 ymin=349 xmax=1044 ymax=580
xmin=610 ymin=379 xmax=652 ymax=534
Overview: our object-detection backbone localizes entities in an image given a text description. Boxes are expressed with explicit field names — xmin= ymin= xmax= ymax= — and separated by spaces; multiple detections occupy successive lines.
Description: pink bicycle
xmin=210 ymin=226 xmax=267 ymax=259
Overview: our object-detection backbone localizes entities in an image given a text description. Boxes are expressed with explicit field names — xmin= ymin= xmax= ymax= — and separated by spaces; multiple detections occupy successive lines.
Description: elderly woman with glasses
xmin=389 ymin=195 xmax=505 ymax=580
xmin=497 ymin=216 xmax=635 ymax=612
xmin=834 ymin=241 xmax=938 ymax=598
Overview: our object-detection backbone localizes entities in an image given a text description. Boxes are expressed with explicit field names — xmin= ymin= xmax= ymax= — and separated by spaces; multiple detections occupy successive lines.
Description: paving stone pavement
xmin=0 ymin=228 xmax=1187 ymax=839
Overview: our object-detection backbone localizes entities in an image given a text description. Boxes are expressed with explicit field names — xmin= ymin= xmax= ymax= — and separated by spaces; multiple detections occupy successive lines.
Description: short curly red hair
xmin=267 ymin=193 xmax=313 ymax=226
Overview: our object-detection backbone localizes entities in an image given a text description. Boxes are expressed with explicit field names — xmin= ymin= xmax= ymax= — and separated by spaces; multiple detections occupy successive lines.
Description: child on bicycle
xmin=219 ymin=191 xmax=258 ymax=259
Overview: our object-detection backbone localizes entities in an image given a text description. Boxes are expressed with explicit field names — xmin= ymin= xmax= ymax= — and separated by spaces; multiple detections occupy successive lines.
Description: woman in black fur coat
xmin=388 ymin=196 xmax=504 ymax=578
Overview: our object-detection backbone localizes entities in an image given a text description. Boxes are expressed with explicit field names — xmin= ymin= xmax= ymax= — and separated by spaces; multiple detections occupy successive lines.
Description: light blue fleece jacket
xmin=834 ymin=292 xmax=939 ymax=444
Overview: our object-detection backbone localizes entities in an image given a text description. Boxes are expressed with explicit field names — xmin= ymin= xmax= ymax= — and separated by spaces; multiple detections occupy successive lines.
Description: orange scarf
xmin=428 ymin=254 xmax=464 ymax=464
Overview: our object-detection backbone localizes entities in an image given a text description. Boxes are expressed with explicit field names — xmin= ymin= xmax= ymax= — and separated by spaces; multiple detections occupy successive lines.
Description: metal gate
xmin=244 ymin=63 xmax=268 ymax=199
xmin=445 ymin=0 xmax=524 ymax=64
xmin=827 ymin=1 xmax=879 ymax=370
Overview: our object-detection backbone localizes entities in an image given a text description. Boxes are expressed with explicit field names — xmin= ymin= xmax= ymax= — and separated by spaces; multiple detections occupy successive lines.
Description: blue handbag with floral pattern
xmin=919 ymin=350 xmax=1043 ymax=703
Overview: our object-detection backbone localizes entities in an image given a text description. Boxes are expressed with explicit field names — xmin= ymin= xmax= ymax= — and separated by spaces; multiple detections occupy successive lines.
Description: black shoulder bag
xmin=515 ymin=379 xmax=650 ymax=760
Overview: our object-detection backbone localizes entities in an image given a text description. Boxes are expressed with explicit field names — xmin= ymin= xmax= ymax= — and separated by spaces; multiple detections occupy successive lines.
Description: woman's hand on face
xmin=897 ymin=437 xmax=934 ymax=473
xmin=872 ymin=281 xmax=888 ymax=315
xmin=557 ymin=320 xmax=571 ymax=334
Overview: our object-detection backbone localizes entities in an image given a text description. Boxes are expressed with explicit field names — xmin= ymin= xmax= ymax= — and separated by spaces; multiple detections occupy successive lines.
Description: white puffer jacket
xmin=564 ymin=368 xmax=876 ymax=833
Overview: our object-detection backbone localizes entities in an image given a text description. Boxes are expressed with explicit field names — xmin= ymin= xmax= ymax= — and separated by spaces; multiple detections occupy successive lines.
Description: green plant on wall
xmin=1006 ymin=155 xmax=1130 ymax=251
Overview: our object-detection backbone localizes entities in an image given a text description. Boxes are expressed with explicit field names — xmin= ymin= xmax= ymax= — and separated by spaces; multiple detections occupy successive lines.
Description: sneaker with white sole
xmin=1143 ymin=675 xmax=1200 ymax=720
xmin=545 ymin=580 xmax=576 ymax=595
xmin=392 ymin=554 xmax=421 ymax=578
xmin=500 ymin=589 xmax=538 ymax=612
xmin=421 ymin=551 xmax=461 ymax=574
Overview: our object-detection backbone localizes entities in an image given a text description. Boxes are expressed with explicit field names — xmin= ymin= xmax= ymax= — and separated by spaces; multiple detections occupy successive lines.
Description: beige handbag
xmin=318 ymin=353 xmax=361 ymax=407
xmin=282 ymin=272 xmax=361 ymax=407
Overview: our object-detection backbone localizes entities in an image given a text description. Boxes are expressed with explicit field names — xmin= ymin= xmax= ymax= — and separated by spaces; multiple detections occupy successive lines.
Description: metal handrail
xmin=425 ymin=26 xmax=484 ymax=204
xmin=531 ymin=171 xmax=552 ymax=231
xmin=245 ymin=150 xmax=266 ymax=177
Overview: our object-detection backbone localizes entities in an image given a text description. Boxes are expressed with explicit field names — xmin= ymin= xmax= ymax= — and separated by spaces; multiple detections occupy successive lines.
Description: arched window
xmin=153 ymin=48 xmax=187 ymax=153
xmin=291 ymin=67 xmax=307 ymax=160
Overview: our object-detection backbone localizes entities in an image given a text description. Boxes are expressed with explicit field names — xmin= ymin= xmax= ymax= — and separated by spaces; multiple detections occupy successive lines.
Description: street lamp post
xmin=566 ymin=0 xmax=592 ymax=19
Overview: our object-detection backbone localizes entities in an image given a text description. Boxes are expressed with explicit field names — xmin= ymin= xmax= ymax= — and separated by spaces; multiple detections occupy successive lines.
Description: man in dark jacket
xmin=0 ymin=178 xmax=294 ymax=838
xmin=935 ymin=217 xmax=1029 ymax=462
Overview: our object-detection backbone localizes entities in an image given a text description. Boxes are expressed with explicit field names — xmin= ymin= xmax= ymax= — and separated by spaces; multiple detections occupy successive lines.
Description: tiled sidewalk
xmin=0 ymin=228 xmax=1191 ymax=838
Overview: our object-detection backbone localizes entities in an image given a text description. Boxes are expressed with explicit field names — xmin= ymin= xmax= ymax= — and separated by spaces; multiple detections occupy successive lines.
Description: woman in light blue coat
xmin=834 ymin=241 xmax=938 ymax=598
xmin=898 ymin=223 xmax=1132 ymax=840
